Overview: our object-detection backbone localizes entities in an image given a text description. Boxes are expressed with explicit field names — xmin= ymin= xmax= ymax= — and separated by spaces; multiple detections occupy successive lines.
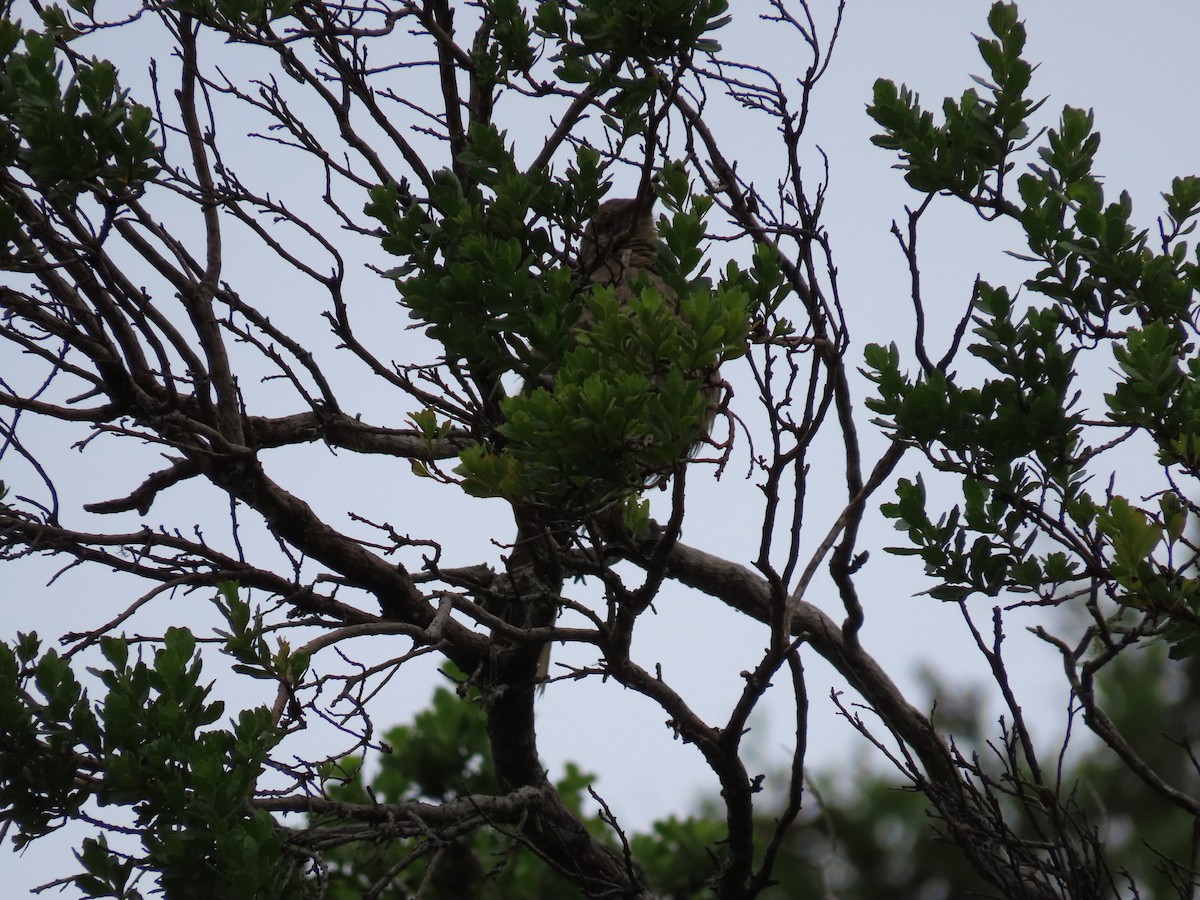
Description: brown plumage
xmin=575 ymin=196 xmax=722 ymax=452
xmin=535 ymin=199 xmax=722 ymax=689
xmin=578 ymin=197 xmax=720 ymax=445
xmin=577 ymin=197 xmax=674 ymax=304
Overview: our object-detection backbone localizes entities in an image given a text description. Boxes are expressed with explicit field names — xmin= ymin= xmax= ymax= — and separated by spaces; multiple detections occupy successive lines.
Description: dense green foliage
xmin=1 ymin=623 xmax=297 ymax=898
xmin=866 ymin=6 xmax=1200 ymax=654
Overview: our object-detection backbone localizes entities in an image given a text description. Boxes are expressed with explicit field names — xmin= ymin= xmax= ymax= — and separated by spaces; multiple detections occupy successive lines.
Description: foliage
xmin=0 ymin=624 xmax=299 ymax=898
xmin=317 ymin=670 xmax=727 ymax=899
xmin=367 ymin=157 xmax=752 ymax=513
xmin=0 ymin=18 xmax=159 ymax=204
xmin=866 ymin=7 xmax=1200 ymax=649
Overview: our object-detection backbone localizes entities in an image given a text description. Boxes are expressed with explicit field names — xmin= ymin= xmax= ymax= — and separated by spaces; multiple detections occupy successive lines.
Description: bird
xmin=575 ymin=196 xmax=721 ymax=454
xmin=576 ymin=197 xmax=673 ymax=304
xmin=533 ymin=197 xmax=723 ymax=690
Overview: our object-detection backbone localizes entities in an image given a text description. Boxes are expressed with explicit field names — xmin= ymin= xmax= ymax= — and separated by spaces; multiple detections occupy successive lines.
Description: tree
xmin=2 ymin=0 xmax=1199 ymax=897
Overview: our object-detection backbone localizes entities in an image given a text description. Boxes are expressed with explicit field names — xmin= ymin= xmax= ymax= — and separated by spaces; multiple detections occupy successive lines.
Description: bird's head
xmin=578 ymin=197 xmax=657 ymax=278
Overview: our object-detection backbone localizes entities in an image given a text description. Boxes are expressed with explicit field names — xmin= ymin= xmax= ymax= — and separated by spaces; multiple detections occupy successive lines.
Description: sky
xmin=4 ymin=0 xmax=1200 ymax=894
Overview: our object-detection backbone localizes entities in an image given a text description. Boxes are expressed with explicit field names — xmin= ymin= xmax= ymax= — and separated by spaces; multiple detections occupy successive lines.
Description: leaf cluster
xmin=163 ymin=0 xmax=296 ymax=32
xmin=866 ymin=3 xmax=1200 ymax=653
xmin=0 ymin=627 xmax=299 ymax=899
xmin=318 ymin=671 xmax=727 ymax=899
xmin=536 ymin=0 xmax=730 ymax=75
xmin=867 ymin=2 xmax=1038 ymax=199
xmin=368 ymin=134 xmax=752 ymax=516
xmin=0 ymin=19 xmax=159 ymax=204
xmin=530 ymin=0 xmax=730 ymax=140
